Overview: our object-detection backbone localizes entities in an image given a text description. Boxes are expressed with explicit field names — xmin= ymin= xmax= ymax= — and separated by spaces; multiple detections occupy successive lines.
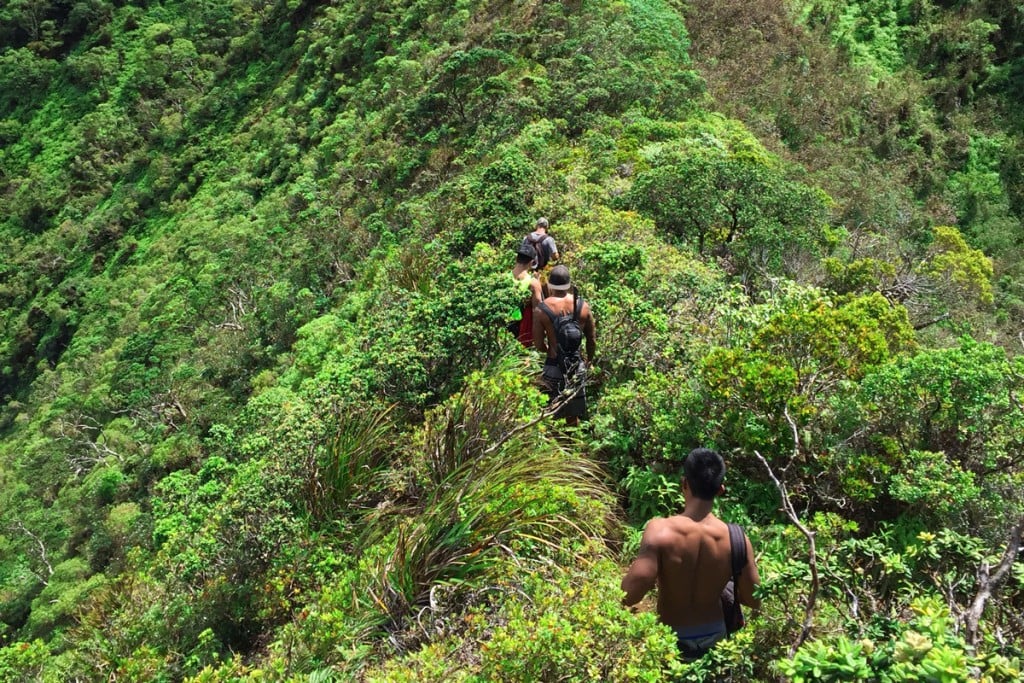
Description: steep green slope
xmin=1 ymin=0 xmax=1022 ymax=681
xmin=684 ymin=0 xmax=1024 ymax=335
xmin=0 ymin=0 xmax=711 ymax=676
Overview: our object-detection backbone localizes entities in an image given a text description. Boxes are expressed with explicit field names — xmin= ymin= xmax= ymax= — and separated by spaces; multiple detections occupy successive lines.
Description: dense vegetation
xmin=1 ymin=0 xmax=1022 ymax=680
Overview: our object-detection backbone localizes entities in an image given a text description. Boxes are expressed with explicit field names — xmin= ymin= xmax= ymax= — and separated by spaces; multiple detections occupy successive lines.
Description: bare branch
xmin=479 ymin=386 xmax=575 ymax=459
xmin=755 ymin=408 xmax=819 ymax=655
xmin=14 ymin=521 xmax=53 ymax=585
xmin=964 ymin=516 xmax=1024 ymax=647
xmin=912 ymin=312 xmax=951 ymax=331
xmin=54 ymin=413 xmax=124 ymax=476
xmin=478 ymin=362 xmax=594 ymax=459
xmin=216 ymin=284 xmax=254 ymax=331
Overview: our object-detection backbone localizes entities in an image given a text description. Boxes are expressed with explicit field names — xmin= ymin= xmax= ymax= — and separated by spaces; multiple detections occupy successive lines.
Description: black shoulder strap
xmin=727 ymin=523 xmax=747 ymax=579
xmin=724 ymin=523 xmax=747 ymax=633
xmin=537 ymin=301 xmax=556 ymax=323
xmin=572 ymin=293 xmax=582 ymax=322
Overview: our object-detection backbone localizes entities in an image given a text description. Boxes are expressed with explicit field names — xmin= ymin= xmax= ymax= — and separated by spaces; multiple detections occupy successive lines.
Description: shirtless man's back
xmin=622 ymin=449 xmax=760 ymax=659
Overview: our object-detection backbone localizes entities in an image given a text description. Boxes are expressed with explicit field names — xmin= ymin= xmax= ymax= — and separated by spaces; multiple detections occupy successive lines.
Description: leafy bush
xmin=348 ymin=242 xmax=528 ymax=408
xmin=363 ymin=561 xmax=683 ymax=683
xmin=779 ymin=596 xmax=1022 ymax=682
xmin=621 ymin=119 xmax=833 ymax=281
xmin=0 ymin=640 xmax=50 ymax=683
xmin=621 ymin=465 xmax=683 ymax=523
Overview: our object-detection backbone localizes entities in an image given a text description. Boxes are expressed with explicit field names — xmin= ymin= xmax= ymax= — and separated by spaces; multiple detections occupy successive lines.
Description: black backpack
xmin=523 ymin=232 xmax=550 ymax=269
xmin=720 ymin=523 xmax=748 ymax=635
xmin=537 ymin=295 xmax=584 ymax=370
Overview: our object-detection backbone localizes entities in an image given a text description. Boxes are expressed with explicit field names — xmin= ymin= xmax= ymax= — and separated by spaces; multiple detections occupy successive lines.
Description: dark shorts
xmin=674 ymin=621 xmax=727 ymax=661
xmin=542 ymin=358 xmax=587 ymax=419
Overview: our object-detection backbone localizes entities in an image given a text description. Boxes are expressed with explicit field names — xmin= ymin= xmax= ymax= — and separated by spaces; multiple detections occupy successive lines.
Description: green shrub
xmin=476 ymin=565 xmax=680 ymax=682
xmin=621 ymin=466 xmax=682 ymax=523
xmin=0 ymin=640 xmax=50 ymax=683
xmin=360 ymin=357 xmax=611 ymax=627
xmin=364 ymin=560 xmax=683 ymax=682
xmin=779 ymin=596 xmax=1022 ymax=682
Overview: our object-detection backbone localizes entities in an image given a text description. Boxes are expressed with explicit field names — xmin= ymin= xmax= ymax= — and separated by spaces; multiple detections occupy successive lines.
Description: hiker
xmin=532 ymin=265 xmax=595 ymax=425
xmin=621 ymin=448 xmax=761 ymax=661
xmin=522 ymin=217 xmax=559 ymax=271
xmin=507 ymin=243 xmax=543 ymax=346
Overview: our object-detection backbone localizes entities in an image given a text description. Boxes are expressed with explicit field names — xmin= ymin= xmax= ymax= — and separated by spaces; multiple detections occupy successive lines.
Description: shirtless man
xmin=532 ymin=265 xmax=595 ymax=426
xmin=621 ymin=448 xmax=761 ymax=660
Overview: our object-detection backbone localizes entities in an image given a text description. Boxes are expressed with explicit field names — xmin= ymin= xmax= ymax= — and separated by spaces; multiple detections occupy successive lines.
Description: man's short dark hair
xmin=517 ymin=243 xmax=537 ymax=264
xmin=683 ymin=448 xmax=725 ymax=500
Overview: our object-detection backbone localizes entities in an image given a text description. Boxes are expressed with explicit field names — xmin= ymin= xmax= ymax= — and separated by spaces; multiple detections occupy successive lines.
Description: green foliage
xmin=360 ymin=358 xmax=611 ymax=626
xmin=778 ymin=636 xmax=875 ymax=682
xmin=460 ymin=147 xmax=537 ymax=253
xmin=63 ymin=408 xmax=313 ymax=675
xmin=798 ymin=0 xmax=1003 ymax=115
xmin=24 ymin=558 xmax=106 ymax=641
xmin=334 ymin=242 xmax=527 ymax=408
xmin=3 ymin=0 xmax=1024 ymax=678
xmin=920 ymin=225 xmax=994 ymax=306
xmin=779 ymin=596 xmax=1022 ymax=682
xmin=822 ymin=256 xmax=897 ymax=295
xmin=365 ymin=561 xmax=683 ymax=682
xmin=592 ymin=368 xmax=706 ymax=466
xmin=307 ymin=404 xmax=398 ymax=523
xmin=699 ymin=287 xmax=914 ymax=460
xmin=0 ymin=640 xmax=50 ymax=683
xmin=621 ymin=466 xmax=683 ymax=522
xmin=858 ymin=338 xmax=1021 ymax=468
xmin=473 ymin=565 xmax=680 ymax=682
xmin=541 ymin=0 xmax=703 ymax=130
xmin=888 ymin=450 xmax=979 ymax=516
xmin=0 ymin=49 xmax=59 ymax=111
xmin=946 ymin=135 xmax=1012 ymax=243
xmin=622 ymin=119 xmax=832 ymax=280
xmin=756 ymin=513 xmax=1024 ymax=683
xmin=797 ymin=0 xmax=918 ymax=78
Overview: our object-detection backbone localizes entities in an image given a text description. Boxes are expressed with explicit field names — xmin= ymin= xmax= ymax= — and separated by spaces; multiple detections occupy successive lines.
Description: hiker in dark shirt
xmin=522 ymin=217 xmax=559 ymax=271
xmin=622 ymin=448 xmax=761 ymax=661
xmin=533 ymin=265 xmax=595 ymax=426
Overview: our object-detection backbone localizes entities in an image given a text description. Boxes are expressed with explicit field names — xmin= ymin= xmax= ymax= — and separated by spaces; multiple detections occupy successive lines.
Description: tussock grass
xmin=309 ymin=404 xmax=398 ymax=522
xmin=361 ymin=356 xmax=615 ymax=643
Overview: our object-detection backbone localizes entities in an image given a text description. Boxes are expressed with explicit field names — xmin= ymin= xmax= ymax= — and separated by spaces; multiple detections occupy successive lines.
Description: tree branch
xmin=14 ymin=521 xmax=53 ymax=585
xmin=755 ymin=408 xmax=819 ymax=655
xmin=912 ymin=312 xmax=950 ymax=331
xmin=479 ymin=373 xmax=584 ymax=459
xmin=964 ymin=516 xmax=1024 ymax=647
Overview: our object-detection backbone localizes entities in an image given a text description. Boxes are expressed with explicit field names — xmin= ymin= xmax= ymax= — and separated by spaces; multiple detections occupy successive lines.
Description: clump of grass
xmin=308 ymin=402 xmax=398 ymax=522
xmin=362 ymin=355 xmax=615 ymax=644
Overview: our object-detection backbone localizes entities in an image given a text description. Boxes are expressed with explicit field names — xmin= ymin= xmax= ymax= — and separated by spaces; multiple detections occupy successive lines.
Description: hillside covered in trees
xmin=1 ymin=0 xmax=1023 ymax=680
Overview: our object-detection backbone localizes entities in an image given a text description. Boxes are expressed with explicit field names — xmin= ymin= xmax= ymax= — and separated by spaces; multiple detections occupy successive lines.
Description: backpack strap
xmin=537 ymin=301 xmax=556 ymax=323
xmin=727 ymin=523 xmax=747 ymax=576
xmin=571 ymin=291 xmax=582 ymax=322
xmin=526 ymin=233 xmax=548 ymax=268
xmin=726 ymin=523 xmax=747 ymax=615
